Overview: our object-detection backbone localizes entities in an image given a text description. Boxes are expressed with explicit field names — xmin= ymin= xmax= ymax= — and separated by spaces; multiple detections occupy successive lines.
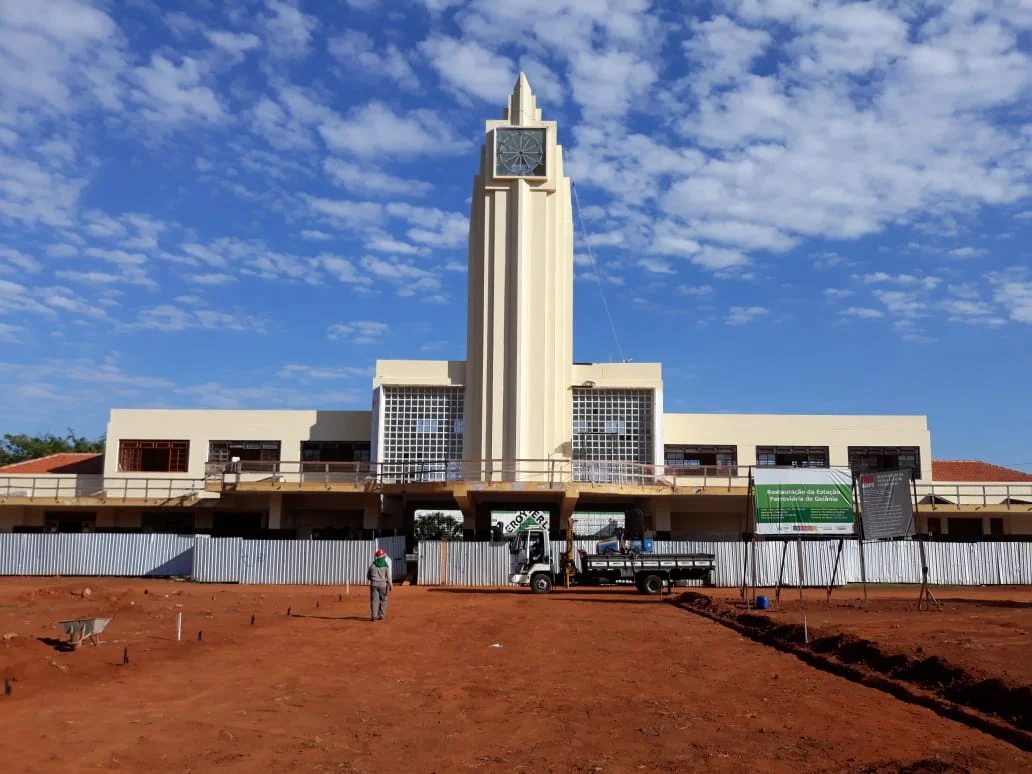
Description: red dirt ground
xmin=711 ymin=586 xmax=1032 ymax=689
xmin=1 ymin=579 xmax=1030 ymax=773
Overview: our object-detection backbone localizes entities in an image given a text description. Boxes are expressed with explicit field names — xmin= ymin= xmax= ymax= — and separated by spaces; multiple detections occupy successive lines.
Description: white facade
xmin=5 ymin=74 xmax=1026 ymax=538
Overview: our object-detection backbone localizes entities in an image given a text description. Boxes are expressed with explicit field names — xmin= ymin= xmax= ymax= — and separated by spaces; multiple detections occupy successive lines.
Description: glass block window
xmin=380 ymin=386 xmax=464 ymax=480
xmin=572 ymin=389 xmax=654 ymax=466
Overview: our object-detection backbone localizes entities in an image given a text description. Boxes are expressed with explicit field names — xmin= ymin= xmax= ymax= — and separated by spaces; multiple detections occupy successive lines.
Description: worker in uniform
xmin=367 ymin=548 xmax=392 ymax=621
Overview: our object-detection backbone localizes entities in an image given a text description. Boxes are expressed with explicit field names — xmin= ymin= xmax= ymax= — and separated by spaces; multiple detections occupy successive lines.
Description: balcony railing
xmin=4 ymin=465 xmax=1032 ymax=508
xmin=206 ymin=459 xmax=754 ymax=489
xmin=0 ymin=475 xmax=208 ymax=501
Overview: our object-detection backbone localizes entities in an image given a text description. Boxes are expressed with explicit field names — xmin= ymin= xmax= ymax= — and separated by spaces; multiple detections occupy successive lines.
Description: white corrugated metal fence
xmin=1 ymin=534 xmax=1028 ymax=587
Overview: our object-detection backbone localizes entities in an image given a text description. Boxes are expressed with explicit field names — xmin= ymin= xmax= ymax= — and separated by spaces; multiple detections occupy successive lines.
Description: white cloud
xmin=0 ymin=154 xmax=85 ymax=227
xmin=360 ymin=255 xmax=441 ymax=295
xmin=0 ymin=0 xmax=125 ymax=115
xmin=873 ymin=290 xmax=926 ymax=318
xmin=277 ymin=363 xmax=373 ymax=381
xmin=637 ymin=258 xmax=674 ymax=274
xmin=948 ymin=246 xmax=988 ymax=258
xmin=262 ymin=0 xmax=317 ymax=59
xmin=131 ymin=304 xmax=265 ymax=333
xmin=386 ymin=203 xmax=468 ymax=248
xmin=304 ymin=196 xmax=383 ymax=226
xmin=988 ymin=269 xmax=1032 ymax=324
xmin=421 ymin=36 xmax=515 ymax=102
xmin=691 ymin=246 xmax=750 ymax=271
xmin=726 ymin=305 xmax=768 ymax=325
xmin=319 ymin=102 xmax=468 ymax=156
xmin=0 ymin=247 xmax=42 ymax=273
xmin=824 ymin=288 xmax=853 ymax=299
xmin=319 ymin=255 xmax=366 ymax=284
xmin=132 ymin=54 xmax=223 ymax=123
xmin=842 ymin=306 xmax=884 ymax=319
xmin=188 ymin=273 xmax=237 ymax=286
xmin=679 ymin=284 xmax=714 ymax=297
xmin=860 ymin=273 xmax=942 ymax=291
xmin=324 ymin=158 xmax=433 ymax=197
xmin=0 ymin=322 xmax=24 ymax=342
xmin=300 ymin=230 xmax=333 ymax=241
xmin=327 ymin=320 xmax=388 ymax=344
xmin=203 ymin=29 xmax=261 ymax=61
xmin=683 ymin=15 xmax=771 ymax=96
xmin=328 ymin=31 xmax=418 ymax=89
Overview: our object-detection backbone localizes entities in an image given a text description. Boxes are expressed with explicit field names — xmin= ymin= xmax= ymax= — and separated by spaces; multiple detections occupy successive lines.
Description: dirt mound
xmin=673 ymin=592 xmax=1032 ymax=743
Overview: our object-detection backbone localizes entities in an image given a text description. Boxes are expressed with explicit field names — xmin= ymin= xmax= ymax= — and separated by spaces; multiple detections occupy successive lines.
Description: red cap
xmin=374 ymin=548 xmax=386 ymax=558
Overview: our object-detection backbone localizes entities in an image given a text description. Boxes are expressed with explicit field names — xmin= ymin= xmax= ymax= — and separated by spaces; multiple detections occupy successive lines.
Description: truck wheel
xmin=640 ymin=574 xmax=663 ymax=596
xmin=530 ymin=573 xmax=553 ymax=594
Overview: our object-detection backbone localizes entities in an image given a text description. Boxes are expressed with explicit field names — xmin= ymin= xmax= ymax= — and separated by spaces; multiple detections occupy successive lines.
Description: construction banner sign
xmin=490 ymin=509 xmax=549 ymax=535
xmin=753 ymin=468 xmax=856 ymax=535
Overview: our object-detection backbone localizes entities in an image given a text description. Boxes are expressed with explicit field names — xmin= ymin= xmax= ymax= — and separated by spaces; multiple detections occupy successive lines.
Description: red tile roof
xmin=932 ymin=460 xmax=1032 ymax=483
xmin=0 ymin=453 xmax=104 ymax=474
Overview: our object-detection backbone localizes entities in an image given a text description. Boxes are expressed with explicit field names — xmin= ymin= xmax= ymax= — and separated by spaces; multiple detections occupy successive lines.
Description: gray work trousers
xmin=370 ymin=584 xmax=388 ymax=620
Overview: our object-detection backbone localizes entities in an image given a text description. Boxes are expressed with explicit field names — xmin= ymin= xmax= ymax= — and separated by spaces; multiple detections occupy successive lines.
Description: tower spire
xmin=505 ymin=72 xmax=541 ymax=125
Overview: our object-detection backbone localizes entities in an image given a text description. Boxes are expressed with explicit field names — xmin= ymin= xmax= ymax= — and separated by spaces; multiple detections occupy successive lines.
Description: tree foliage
xmin=414 ymin=511 xmax=463 ymax=541
xmin=0 ymin=430 xmax=105 ymax=466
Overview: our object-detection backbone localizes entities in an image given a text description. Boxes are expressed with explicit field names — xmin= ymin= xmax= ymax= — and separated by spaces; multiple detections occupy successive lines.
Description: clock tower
xmin=463 ymin=73 xmax=574 ymax=473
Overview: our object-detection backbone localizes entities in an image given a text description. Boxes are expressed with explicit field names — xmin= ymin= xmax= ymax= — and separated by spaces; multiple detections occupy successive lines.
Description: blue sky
xmin=0 ymin=0 xmax=1030 ymax=467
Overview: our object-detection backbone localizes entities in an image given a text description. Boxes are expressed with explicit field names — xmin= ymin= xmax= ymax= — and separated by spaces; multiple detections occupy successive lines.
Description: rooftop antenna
xmin=572 ymin=180 xmax=625 ymax=363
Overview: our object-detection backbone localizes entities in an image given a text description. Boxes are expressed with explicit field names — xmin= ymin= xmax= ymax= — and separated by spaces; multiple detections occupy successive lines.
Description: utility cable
xmin=571 ymin=179 xmax=626 ymax=362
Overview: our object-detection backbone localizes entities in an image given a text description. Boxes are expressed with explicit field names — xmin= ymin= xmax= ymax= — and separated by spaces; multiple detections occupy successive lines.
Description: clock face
xmin=495 ymin=127 xmax=546 ymax=177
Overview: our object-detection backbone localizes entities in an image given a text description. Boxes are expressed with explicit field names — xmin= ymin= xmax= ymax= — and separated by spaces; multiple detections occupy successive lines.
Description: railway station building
xmin=2 ymin=76 xmax=1030 ymax=539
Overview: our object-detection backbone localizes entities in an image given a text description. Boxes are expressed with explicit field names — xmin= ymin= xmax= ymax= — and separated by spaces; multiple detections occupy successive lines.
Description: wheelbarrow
xmin=58 ymin=617 xmax=113 ymax=648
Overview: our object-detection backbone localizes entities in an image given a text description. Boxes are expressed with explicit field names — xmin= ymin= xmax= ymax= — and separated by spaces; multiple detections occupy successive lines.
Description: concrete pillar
xmin=651 ymin=501 xmax=671 ymax=533
xmin=268 ymin=493 xmax=283 ymax=530
xmin=362 ymin=495 xmax=380 ymax=531
xmin=0 ymin=505 xmax=26 ymax=532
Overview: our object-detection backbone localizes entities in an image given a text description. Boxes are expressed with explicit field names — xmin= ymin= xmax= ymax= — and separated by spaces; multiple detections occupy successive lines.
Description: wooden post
xmin=826 ymin=538 xmax=844 ymax=602
xmin=853 ymin=471 xmax=867 ymax=604
xmin=740 ymin=538 xmax=749 ymax=602
xmin=917 ymin=538 xmax=942 ymax=611
xmin=796 ymin=539 xmax=805 ymax=604
xmin=440 ymin=539 xmax=448 ymax=586
xmin=775 ymin=539 xmax=788 ymax=606
xmin=750 ymin=536 xmax=758 ymax=607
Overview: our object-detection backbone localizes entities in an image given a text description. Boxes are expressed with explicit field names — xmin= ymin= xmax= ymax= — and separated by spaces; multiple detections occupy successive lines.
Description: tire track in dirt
xmin=669 ymin=592 xmax=1032 ymax=753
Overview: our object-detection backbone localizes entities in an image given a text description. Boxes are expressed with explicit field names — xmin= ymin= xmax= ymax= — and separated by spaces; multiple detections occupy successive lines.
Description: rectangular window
xmin=947 ymin=517 xmax=983 ymax=540
xmin=755 ymin=446 xmax=829 ymax=468
xmin=416 ymin=418 xmax=439 ymax=434
xmin=118 ymin=440 xmax=189 ymax=473
xmin=665 ymin=445 xmax=738 ymax=474
xmin=208 ymin=441 xmax=281 ymax=463
xmin=301 ymin=441 xmax=371 ymax=463
xmin=604 ymin=420 xmax=627 ymax=434
xmin=848 ymin=446 xmax=922 ymax=480
xmin=990 ymin=518 xmax=1004 ymax=538
xmin=927 ymin=517 xmax=942 ymax=536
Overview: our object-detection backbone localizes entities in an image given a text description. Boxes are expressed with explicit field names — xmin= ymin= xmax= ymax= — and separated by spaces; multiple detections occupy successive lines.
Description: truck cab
xmin=508 ymin=526 xmax=554 ymax=593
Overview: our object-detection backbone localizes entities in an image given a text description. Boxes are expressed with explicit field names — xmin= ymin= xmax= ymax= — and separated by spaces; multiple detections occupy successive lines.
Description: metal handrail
xmin=4 ymin=467 xmax=1032 ymax=508
xmin=0 ymin=475 xmax=208 ymax=501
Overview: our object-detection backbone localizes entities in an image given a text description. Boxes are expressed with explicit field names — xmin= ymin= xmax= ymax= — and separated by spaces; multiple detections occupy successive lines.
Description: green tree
xmin=0 ymin=430 xmax=105 ymax=466
xmin=414 ymin=511 xmax=463 ymax=541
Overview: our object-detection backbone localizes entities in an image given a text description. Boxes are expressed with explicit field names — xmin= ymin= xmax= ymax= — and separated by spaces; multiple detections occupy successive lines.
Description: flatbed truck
xmin=508 ymin=522 xmax=717 ymax=595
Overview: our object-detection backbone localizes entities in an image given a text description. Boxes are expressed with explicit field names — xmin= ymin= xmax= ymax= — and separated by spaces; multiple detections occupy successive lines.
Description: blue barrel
xmin=755 ymin=595 xmax=770 ymax=610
